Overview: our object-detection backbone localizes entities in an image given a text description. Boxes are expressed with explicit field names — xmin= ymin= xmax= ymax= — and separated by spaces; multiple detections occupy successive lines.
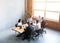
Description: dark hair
xmin=19 ymin=26 xmax=22 ymax=29
xmin=18 ymin=19 xmax=21 ymax=22
xmin=27 ymin=22 xmax=30 ymax=25
xmin=42 ymin=17 xmax=44 ymax=19
xmin=30 ymin=23 xmax=33 ymax=25
xmin=36 ymin=20 xmax=39 ymax=23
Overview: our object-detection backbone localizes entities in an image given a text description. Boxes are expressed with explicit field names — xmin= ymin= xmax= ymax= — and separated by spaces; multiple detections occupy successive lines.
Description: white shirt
xmin=17 ymin=22 xmax=22 ymax=26
xmin=34 ymin=23 xmax=41 ymax=30
xmin=27 ymin=18 xmax=33 ymax=23
xmin=38 ymin=18 xmax=42 ymax=22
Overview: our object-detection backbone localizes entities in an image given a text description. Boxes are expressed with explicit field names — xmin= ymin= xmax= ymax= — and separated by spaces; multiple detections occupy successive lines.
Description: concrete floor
xmin=0 ymin=28 xmax=60 ymax=43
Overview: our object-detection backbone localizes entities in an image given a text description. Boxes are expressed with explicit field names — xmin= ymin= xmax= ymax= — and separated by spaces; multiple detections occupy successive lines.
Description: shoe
xmin=16 ymin=35 xmax=20 ymax=37
xmin=28 ymin=39 xmax=30 ymax=42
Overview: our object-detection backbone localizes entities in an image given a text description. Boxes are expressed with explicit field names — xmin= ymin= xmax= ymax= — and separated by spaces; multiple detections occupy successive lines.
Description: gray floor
xmin=0 ymin=28 xmax=60 ymax=43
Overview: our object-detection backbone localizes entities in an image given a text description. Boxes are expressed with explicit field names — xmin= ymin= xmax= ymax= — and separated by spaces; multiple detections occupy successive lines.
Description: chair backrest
xmin=25 ymin=25 xmax=35 ymax=37
xmin=25 ymin=26 xmax=31 ymax=35
xmin=41 ymin=20 xmax=46 ymax=28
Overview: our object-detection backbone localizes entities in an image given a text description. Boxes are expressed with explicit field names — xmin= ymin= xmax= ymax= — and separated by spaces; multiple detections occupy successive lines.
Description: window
xmin=46 ymin=12 xmax=59 ymax=21
xmin=46 ymin=2 xmax=60 ymax=11
xmin=33 ymin=2 xmax=45 ymax=10
xmin=34 ymin=11 xmax=44 ymax=17
xmin=33 ymin=0 xmax=60 ymax=22
xmin=34 ymin=0 xmax=45 ymax=2
xmin=47 ymin=0 xmax=60 ymax=1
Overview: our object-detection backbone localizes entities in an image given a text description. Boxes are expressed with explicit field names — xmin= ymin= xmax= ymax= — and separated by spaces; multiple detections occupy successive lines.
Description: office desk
xmin=12 ymin=24 xmax=28 ymax=33
xmin=12 ymin=23 xmax=41 ymax=33
xmin=12 ymin=27 xmax=24 ymax=33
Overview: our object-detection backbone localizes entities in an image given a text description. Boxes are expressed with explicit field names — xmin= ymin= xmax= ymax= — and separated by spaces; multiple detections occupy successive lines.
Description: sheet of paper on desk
xmin=12 ymin=27 xmax=24 ymax=33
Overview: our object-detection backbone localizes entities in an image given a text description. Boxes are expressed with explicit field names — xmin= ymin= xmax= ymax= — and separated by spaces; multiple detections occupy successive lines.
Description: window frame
xmin=33 ymin=0 xmax=60 ymax=22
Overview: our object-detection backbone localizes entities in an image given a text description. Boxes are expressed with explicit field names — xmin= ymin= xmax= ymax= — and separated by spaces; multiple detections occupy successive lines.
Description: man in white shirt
xmin=37 ymin=16 xmax=42 ymax=22
xmin=34 ymin=20 xmax=41 ymax=37
xmin=34 ymin=20 xmax=41 ymax=30
xmin=17 ymin=19 xmax=22 ymax=26
xmin=27 ymin=16 xmax=33 ymax=23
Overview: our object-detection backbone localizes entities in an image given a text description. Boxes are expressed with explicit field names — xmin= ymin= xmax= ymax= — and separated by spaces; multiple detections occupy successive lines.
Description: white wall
xmin=0 ymin=0 xmax=25 ymax=30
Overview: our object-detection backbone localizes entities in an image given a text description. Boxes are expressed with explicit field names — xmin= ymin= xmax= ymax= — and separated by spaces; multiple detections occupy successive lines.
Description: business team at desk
xmin=13 ymin=16 xmax=46 ymax=41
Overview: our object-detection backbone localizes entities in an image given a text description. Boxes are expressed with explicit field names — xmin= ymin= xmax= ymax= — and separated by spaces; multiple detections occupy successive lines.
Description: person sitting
xmin=34 ymin=20 xmax=41 ymax=37
xmin=16 ymin=22 xmax=30 ymax=37
xmin=22 ymin=23 xmax=35 ymax=41
xmin=37 ymin=16 xmax=42 ymax=22
xmin=41 ymin=17 xmax=46 ymax=29
xmin=27 ymin=16 xmax=33 ymax=23
xmin=15 ymin=19 xmax=22 ymax=27
xmin=41 ymin=17 xmax=46 ymax=33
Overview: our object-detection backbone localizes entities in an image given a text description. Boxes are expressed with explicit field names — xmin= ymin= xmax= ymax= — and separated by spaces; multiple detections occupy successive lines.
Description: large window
xmin=34 ymin=11 xmax=44 ymax=17
xmin=33 ymin=0 xmax=60 ymax=22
